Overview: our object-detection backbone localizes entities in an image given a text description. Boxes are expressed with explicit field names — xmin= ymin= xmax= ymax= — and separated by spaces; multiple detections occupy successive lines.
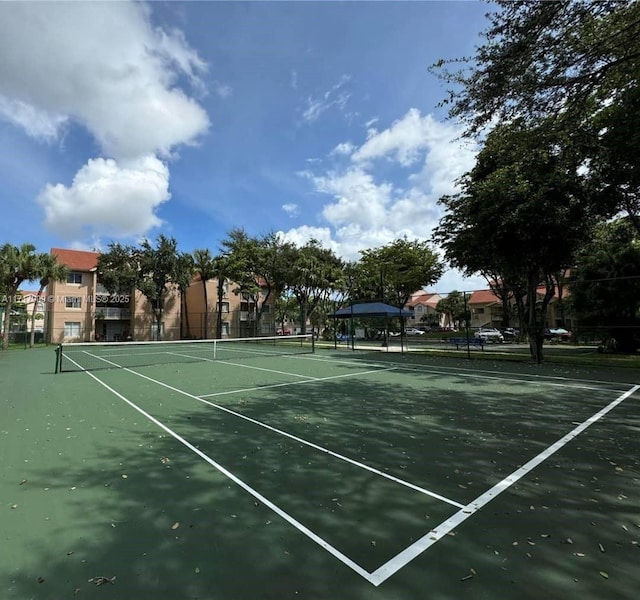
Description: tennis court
xmin=2 ymin=340 xmax=639 ymax=599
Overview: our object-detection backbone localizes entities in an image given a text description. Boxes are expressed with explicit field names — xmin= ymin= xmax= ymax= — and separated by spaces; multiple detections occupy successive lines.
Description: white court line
xmin=169 ymin=351 xmax=318 ymax=380
xmin=368 ymin=384 xmax=640 ymax=586
xmin=82 ymin=351 xmax=464 ymax=508
xmin=66 ymin=357 xmax=373 ymax=582
xmin=198 ymin=367 xmax=397 ymax=398
xmin=70 ymin=351 xmax=638 ymax=586
xmin=293 ymin=353 xmax=630 ymax=394
xmin=132 ymin=367 xmax=465 ymax=508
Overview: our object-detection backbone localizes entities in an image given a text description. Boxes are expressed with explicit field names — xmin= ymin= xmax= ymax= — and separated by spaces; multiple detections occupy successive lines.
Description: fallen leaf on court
xmin=121 ymin=474 xmax=128 ymax=479
xmin=160 ymin=457 xmax=170 ymax=464
xmin=19 ymin=480 xmax=27 ymax=485
xmin=89 ymin=576 xmax=116 ymax=585
xmin=574 ymin=552 xmax=585 ymax=557
xmin=171 ymin=522 xmax=179 ymax=530
xmin=371 ymin=540 xmax=376 ymax=546
xmin=599 ymin=543 xmax=605 ymax=553
xmin=541 ymin=534 xmax=550 ymax=538
xmin=599 ymin=571 xmax=609 ymax=579
xmin=194 ymin=567 xmax=200 ymax=574
xmin=37 ymin=577 xmax=45 ymax=583
xmin=11 ymin=504 xmax=18 ymax=509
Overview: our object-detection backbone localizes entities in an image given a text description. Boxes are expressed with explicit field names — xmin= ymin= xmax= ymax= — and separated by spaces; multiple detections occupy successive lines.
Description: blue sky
xmin=0 ymin=1 xmax=492 ymax=292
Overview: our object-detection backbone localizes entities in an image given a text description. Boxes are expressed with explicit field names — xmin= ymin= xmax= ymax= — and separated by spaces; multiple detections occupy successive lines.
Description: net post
xmin=55 ymin=344 xmax=61 ymax=374
xmin=311 ymin=331 xmax=315 ymax=353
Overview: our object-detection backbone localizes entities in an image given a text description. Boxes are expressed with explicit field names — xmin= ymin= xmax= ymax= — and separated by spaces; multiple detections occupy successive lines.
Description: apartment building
xmin=185 ymin=276 xmax=275 ymax=339
xmin=404 ymin=291 xmax=443 ymax=328
xmin=46 ymin=248 xmax=275 ymax=343
xmin=46 ymin=248 xmax=181 ymax=343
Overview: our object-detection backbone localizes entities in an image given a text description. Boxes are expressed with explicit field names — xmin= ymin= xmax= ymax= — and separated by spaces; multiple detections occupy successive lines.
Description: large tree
xmin=569 ymin=218 xmax=640 ymax=353
xmin=435 ymin=0 xmax=640 ymax=135
xmin=287 ymin=240 xmax=344 ymax=335
xmin=29 ymin=253 xmax=69 ymax=348
xmin=434 ymin=120 xmax=592 ymax=362
xmin=175 ymin=252 xmax=195 ymax=339
xmin=433 ymin=0 xmax=640 ymax=228
xmin=193 ymin=248 xmax=216 ymax=338
xmin=98 ymin=235 xmax=182 ymax=341
xmin=0 ymin=243 xmax=40 ymax=350
xmin=353 ymin=237 xmax=444 ymax=308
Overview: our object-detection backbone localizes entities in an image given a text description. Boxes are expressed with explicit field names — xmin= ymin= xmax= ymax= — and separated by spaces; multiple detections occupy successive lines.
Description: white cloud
xmin=0 ymin=97 xmax=68 ymax=142
xmin=282 ymin=203 xmax=299 ymax=217
xmin=330 ymin=142 xmax=355 ymax=157
xmin=0 ymin=2 xmax=210 ymax=160
xmin=352 ymin=108 xmax=447 ymax=167
xmin=0 ymin=1 xmax=210 ymax=244
xmin=290 ymin=108 xmax=479 ymax=289
xmin=38 ymin=156 xmax=170 ymax=240
xmin=213 ymin=81 xmax=233 ymax=99
xmin=302 ymin=74 xmax=352 ymax=123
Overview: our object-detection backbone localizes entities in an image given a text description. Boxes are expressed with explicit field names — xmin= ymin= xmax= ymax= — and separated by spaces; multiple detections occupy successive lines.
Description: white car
xmin=405 ymin=327 xmax=425 ymax=336
xmin=474 ymin=327 xmax=504 ymax=343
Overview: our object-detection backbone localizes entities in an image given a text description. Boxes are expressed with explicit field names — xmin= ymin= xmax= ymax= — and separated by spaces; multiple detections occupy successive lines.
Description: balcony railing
xmin=95 ymin=307 xmax=131 ymax=320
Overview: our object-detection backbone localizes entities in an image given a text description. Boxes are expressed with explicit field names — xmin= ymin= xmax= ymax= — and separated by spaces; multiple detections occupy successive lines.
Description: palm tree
xmin=174 ymin=252 xmax=195 ymax=339
xmin=29 ymin=253 xmax=69 ymax=348
xmin=192 ymin=249 xmax=216 ymax=338
xmin=0 ymin=243 xmax=39 ymax=350
xmin=213 ymin=254 xmax=230 ymax=339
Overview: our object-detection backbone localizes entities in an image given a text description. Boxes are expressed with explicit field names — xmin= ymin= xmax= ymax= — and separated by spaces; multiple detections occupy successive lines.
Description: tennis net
xmin=56 ymin=334 xmax=315 ymax=373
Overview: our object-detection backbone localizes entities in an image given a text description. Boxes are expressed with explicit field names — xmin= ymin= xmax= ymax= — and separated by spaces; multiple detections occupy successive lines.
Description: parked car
xmin=474 ymin=327 xmax=504 ymax=343
xmin=544 ymin=328 xmax=572 ymax=341
xmin=405 ymin=327 xmax=425 ymax=336
xmin=501 ymin=327 xmax=519 ymax=341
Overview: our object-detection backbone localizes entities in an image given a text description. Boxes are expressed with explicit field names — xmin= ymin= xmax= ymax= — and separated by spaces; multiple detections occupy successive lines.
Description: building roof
xmin=468 ymin=289 xmax=500 ymax=304
xmin=51 ymin=248 xmax=99 ymax=271
xmin=405 ymin=292 xmax=440 ymax=308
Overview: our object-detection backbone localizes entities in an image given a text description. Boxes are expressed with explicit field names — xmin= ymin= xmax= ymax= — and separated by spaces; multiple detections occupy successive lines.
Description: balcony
xmin=95 ymin=307 xmax=131 ymax=320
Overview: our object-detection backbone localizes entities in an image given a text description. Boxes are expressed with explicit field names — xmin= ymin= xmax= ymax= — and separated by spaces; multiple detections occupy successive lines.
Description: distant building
xmin=404 ymin=291 xmax=443 ymax=328
xmin=46 ymin=248 xmax=275 ymax=344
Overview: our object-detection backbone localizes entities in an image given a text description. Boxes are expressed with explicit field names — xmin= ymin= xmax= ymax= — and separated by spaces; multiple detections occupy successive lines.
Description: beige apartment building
xmin=46 ymin=248 xmax=275 ymax=344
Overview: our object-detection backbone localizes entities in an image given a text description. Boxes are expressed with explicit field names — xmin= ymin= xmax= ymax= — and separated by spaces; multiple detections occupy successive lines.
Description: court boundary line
xmin=81 ymin=350 xmax=465 ymax=508
xmin=69 ymin=360 xmax=373 ymax=582
xmin=293 ymin=353 xmax=633 ymax=394
xmin=69 ymin=352 xmax=638 ymax=586
xmin=368 ymin=383 xmax=640 ymax=585
xmin=169 ymin=351 xmax=319 ymax=380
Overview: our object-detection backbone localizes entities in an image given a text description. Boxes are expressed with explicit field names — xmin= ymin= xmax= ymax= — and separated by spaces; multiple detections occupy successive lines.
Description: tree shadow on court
xmin=4 ymin=352 xmax=640 ymax=600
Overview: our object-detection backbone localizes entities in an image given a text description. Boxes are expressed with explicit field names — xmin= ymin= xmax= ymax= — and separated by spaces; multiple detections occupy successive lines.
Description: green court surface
xmin=1 ymin=346 xmax=639 ymax=599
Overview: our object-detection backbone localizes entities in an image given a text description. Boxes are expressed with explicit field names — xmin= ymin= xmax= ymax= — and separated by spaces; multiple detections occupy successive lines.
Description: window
xmin=65 ymin=296 xmax=82 ymax=309
xmin=262 ymin=304 xmax=270 ymax=313
xmin=64 ymin=322 xmax=81 ymax=338
xmin=221 ymin=322 xmax=230 ymax=336
xmin=222 ymin=281 xmax=229 ymax=297
xmin=221 ymin=302 xmax=230 ymax=313
xmin=67 ymin=272 xmax=82 ymax=284
xmin=474 ymin=307 xmax=485 ymax=315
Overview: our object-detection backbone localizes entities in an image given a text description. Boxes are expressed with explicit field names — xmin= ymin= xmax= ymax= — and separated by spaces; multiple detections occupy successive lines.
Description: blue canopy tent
xmin=329 ymin=302 xmax=414 ymax=351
